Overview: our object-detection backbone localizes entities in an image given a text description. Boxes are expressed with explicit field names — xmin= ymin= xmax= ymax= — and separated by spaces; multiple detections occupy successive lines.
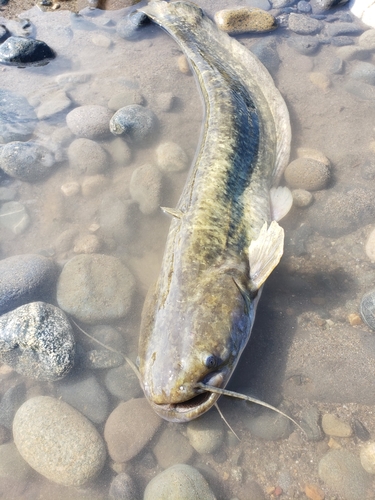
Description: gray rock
xmin=66 ymin=105 xmax=112 ymax=139
xmin=0 ymin=36 xmax=55 ymax=67
xmin=99 ymin=196 xmax=131 ymax=243
xmin=0 ymin=442 xmax=31 ymax=481
xmin=330 ymin=36 xmax=355 ymax=46
xmin=104 ymin=363 xmax=143 ymax=400
xmin=321 ymin=413 xmax=352 ymax=437
xmin=104 ymin=398 xmax=162 ymax=463
xmin=56 ymin=254 xmax=135 ymax=324
xmin=156 ymin=141 xmax=189 ymax=172
xmin=144 ymin=464 xmax=216 ymax=500
xmin=350 ymin=61 xmax=375 ymax=85
xmin=318 ymin=449 xmax=371 ymax=499
xmin=0 ymin=383 xmax=26 ymax=429
xmin=360 ymin=442 xmax=375 ymax=473
xmin=284 ymin=158 xmax=331 ymax=191
xmin=0 ymin=141 xmax=55 ymax=182
xmin=250 ymin=37 xmax=280 ymax=72
xmin=116 ymin=11 xmax=149 ymax=40
xmin=187 ymin=411 xmax=225 ymax=454
xmin=288 ymin=13 xmax=323 ymax=35
xmin=344 ymin=79 xmax=375 ymax=100
xmin=0 ymin=201 xmax=30 ymax=235
xmin=0 ymin=89 xmax=37 ymax=144
xmin=129 ymin=163 xmax=162 ymax=215
xmin=297 ymin=0 xmax=312 ymax=12
xmin=153 ymin=427 xmax=195 ymax=469
xmin=110 ymin=104 xmax=157 ymax=144
xmin=244 ymin=407 xmax=293 ymax=440
xmin=68 ymin=138 xmax=108 ymax=175
xmin=86 ymin=324 xmax=126 ymax=352
xmin=358 ymin=28 xmax=375 ymax=50
xmin=82 ymin=349 xmax=124 ymax=370
xmin=328 ymin=56 xmax=344 ymax=74
xmin=308 ymin=187 xmax=375 ymax=237
xmin=287 ymin=35 xmax=320 ymax=55
xmin=109 ymin=472 xmax=139 ymax=500
xmin=300 ymin=406 xmax=324 ymax=441
xmin=55 ymin=372 xmax=110 ymax=424
xmin=336 ymin=45 xmax=370 ymax=61
xmin=0 ymin=254 xmax=57 ymax=315
xmin=13 ymin=396 xmax=107 ymax=486
xmin=326 ymin=21 xmax=363 ymax=36
xmin=360 ymin=289 xmax=375 ymax=330
xmin=0 ymin=302 xmax=75 ymax=381
xmin=154 ymin=91 xmax=175 ymax=112
xmin=246 ymin=0 xmax=271 ymax=11
xmin=310 ymin=0 xmax=349 ymax=12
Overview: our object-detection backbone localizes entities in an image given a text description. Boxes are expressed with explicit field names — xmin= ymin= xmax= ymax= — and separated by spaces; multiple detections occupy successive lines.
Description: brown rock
xmin=215 ymin=7 xmax=277 ymax=34
xmin=104 ymin=398 xmax=162 ymax=462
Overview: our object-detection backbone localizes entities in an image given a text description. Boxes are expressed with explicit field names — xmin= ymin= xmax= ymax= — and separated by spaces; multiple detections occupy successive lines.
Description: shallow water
xmin=1 ymin=0 xmax=375 ymax=498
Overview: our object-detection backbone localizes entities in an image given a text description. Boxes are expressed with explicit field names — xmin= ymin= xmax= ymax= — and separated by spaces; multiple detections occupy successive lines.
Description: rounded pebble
xmin=57 ymin=254 xmax=135 ymax=324
xmin=61 ymin=181 xmax=80 ymax=197
xmin=287 ymin=35 xmax=320 ymax=55
xmin=177 ymin=54 xmax=191 ymax=74
xmin=68 ymin=138 xmax=108 ymax=175
xmin=116 ymin=11 xmax=148 ymax=40
xmin=360 ymin=289 xmax=375 ymax=330
xmin=300 ymin=406 xmax=324 ymax=441
xmin=104 ymin=363 xmax=143 ymax=400
xmin=0 ymin=302 xmax=75 ymax=381
xmin=109 ymin=104 xmax=156 ymax=143
xmin=13 ymin=396 xmax=107 ymax=486
xmin=107 ymin=90 xmax=144 ymax=111
xmin=73 ymin=234 xmax=102 ymax=254
xmin=360 ymin=442 xmax=375 ymax=474
xmin=81 ymin=174 xmax=109 ymax=198
xmin=358 ymin=28 xmax=375 ymax=49
xmin=350 ymin=61 xmax=375 ymax=85
xmin=66 ymin=105 xmax=112 ymax=139
xmin=109 ymin=472 xmax=139 ymax=500
xmin=144 ymin=464 xmax=216 ymax=500
xmin=82 ymin=349 xmax=124 ymax=370
xmin=288 ymin=13 xmax=322 ymax=35
xmin=321 ymin=413 xmax=352 ymax=437
xmin=99 ymin=195 xmax=131 ymax=242
xmin=292 ymin=189 xmax=313 ymax=207
xmin=0 ymin=253 xmax=57 ymax=315
xmin=215 ymin=7 xmax=277 ymax=34
xmin=0 ymin=141 xmax=55 ymax=182
xmin=156 ymin=141 xmax=189 ymax=172
xmin=104 ymin=398 xmax=162 ymax=462
xmin=107 ymin=137 xmax=132 ymax=167
xmin=153 ymin=427 xmax=195 ymax=469
xmin=129 ymin=163 xmax=162 ymax=215
xmin=244 ymin=407 xmax=293 ymax=440
xmin=296 ymin=148 xmax=330 ymax=167
xmin=0 ymin=383 xmax=26 ymax=430
xmin=284 ymin=158 xmax=330 ymax=191
xmin=186 ymin=411 xmax=224 ymax=454
xmin=309 ymin=72 xmax=331 ymax=91
xmin=318 ymin=449 xmax=371 ymax=499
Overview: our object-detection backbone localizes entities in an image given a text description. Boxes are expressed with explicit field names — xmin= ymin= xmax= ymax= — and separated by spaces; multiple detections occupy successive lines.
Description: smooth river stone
xmin=0 ymin=141 xmax=55 ymax=182
xmin=214 ymin=7 xmax=277 ymax=33
xmin=0 ymin=302 xmax=75 ymax=381
xmin=104 ymin=398 xmax=162 ymax=462
xmin=0 ymin=254 xmax=57 ymax=315
xmin=56 ymin=254 xmax=135 ymax=324
xmin=0 ymin=36 xmax=55 ymax=66
xmin=13 ymin=396 xmax=107 ymax=486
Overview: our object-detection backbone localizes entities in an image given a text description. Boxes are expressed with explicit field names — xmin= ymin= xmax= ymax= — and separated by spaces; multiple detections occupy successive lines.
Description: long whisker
xmin=214 ymin=402 xmax=241 ymax=441
xmin=70 ymin=318 xmax=141 ymax=382
xmin=197 ymin=382 xmax=306 ymax=435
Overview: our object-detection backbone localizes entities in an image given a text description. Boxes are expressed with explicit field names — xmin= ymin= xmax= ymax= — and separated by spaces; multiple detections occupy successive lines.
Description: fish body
xmin=138 ymin=1 xmax=291 ymax=422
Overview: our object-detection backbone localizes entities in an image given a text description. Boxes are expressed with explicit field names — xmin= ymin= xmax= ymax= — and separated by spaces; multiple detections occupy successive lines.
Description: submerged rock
xmin=56 ymin=254 xmax=135 ymax=324
xmin=66 ymin=105 xmax=112 ymax=139
xmin=0 ymin=201 xmax=30 ymax=235
xmin=284 ymin=158 xmax=331 ymax=191
xmin=129 ymin=163 xmax=162 ymax=215
xmin=68 ymin=138 xmax=108 ymax=175
xmin=109 ymin=104 xmax=157 ymax=143
xmin=0 ymin=141 xmax=55 ymax=182
xmin=0 ymin=302 xmax=75 ymax=381
xmin=13 ymin=396 xmax=106 ymax=486
xmin=0 ymin=89 xmax=37 ymax=144
xmin=109 ymin=472 xmax=139 ymax=500
xmin=215 ymin=7 xmax=277 ymax=33
xmin=116 ymin=11 xmax=149 ymax=40
xmin=144 ymin=464 xmax=216 ymax=500
xmin=0 ymin=36 xmax=55 ymax=66
xmin=0 ymin=254 xmax=57 ymax=315
xmin=360 ymin=289 xmax=375 ymax=330
xmin=288 ymin=13 xmax=323 ymax=35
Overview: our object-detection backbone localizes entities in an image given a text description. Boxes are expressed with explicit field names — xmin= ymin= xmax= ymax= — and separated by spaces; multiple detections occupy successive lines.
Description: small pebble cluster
xmin=0 ymin=0 xmax=375 ymax=498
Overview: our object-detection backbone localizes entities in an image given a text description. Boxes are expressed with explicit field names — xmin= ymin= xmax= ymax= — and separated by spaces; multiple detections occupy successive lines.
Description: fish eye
xmin=204 ymin=354 xmax=218 ymax=369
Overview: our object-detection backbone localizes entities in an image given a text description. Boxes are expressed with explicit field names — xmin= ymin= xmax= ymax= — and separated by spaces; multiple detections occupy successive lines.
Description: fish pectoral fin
xmin=249 ymin=220 xmax=284 ymax=289
xmin=270 ymin=186 xmax=293 ymax=222
xmin=161 ymin=207 xmax=183 ymax=219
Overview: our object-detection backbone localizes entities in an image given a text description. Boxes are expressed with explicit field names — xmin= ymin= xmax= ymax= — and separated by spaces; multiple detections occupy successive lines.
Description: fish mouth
xmin=148 ymin=390 xmax=220 ymax=422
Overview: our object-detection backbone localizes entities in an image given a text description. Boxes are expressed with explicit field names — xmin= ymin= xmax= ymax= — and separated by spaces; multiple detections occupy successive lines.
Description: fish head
xmin=139 ymin=267 xmax=260 ymax=422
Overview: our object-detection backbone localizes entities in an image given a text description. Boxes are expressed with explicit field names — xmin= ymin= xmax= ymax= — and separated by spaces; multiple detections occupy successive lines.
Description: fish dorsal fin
xmin=270 ymin=186 xmax=293 ymax=222
xmin=161 ymin=206 xmax=183 ymax=219
xmin=249 ymin=220 xmax=284 ymax=289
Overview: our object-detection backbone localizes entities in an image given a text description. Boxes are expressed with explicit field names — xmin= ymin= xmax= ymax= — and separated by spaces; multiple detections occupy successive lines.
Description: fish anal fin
xmin=270 ymin=186 xmax=293 ymax=222
xmin=161 ymin=206 xmax=183 ymax=219
xmin=249 ymin=220 xmax=284 ymax=289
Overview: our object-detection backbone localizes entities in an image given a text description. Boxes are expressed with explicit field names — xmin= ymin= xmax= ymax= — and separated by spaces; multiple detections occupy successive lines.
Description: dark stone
xmin=116 ymin=11 xmax=149 ymax=40
xmin=0 ymin=383 xmax=26 ymax=429
xmin=109 ymin=473 xmax=139 ymax=500
xmin=0 ymin=302 xmax=75 ymax=381
xmin=0 ymin=141 xmax=56 ymax=182
xmin=287 ymin=35 xmax=320 ymax=55
xmin=0 ymin=36 xmax=55 ymax=67
xmin=0 ymin=89 xmax=37 ymax=144
xmin=360 ymin=289 xmax=375 ymax=330
xmin=109 ymin=104 xmax=157 ymax=143
xmin=353 ymin=418 xmax=371 ymax=441
xmin=0 ymin=254 xmax=57 ymax=315
xmin=310 ymin=0 xmax=350 ymax=13
xmin=0 ymin=25 xmax=9 ymax=43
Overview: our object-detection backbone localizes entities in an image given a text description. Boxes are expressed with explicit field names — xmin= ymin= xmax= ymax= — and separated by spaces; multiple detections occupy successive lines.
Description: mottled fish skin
xmin=138 ymin=1 xmax=291 ymax=422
